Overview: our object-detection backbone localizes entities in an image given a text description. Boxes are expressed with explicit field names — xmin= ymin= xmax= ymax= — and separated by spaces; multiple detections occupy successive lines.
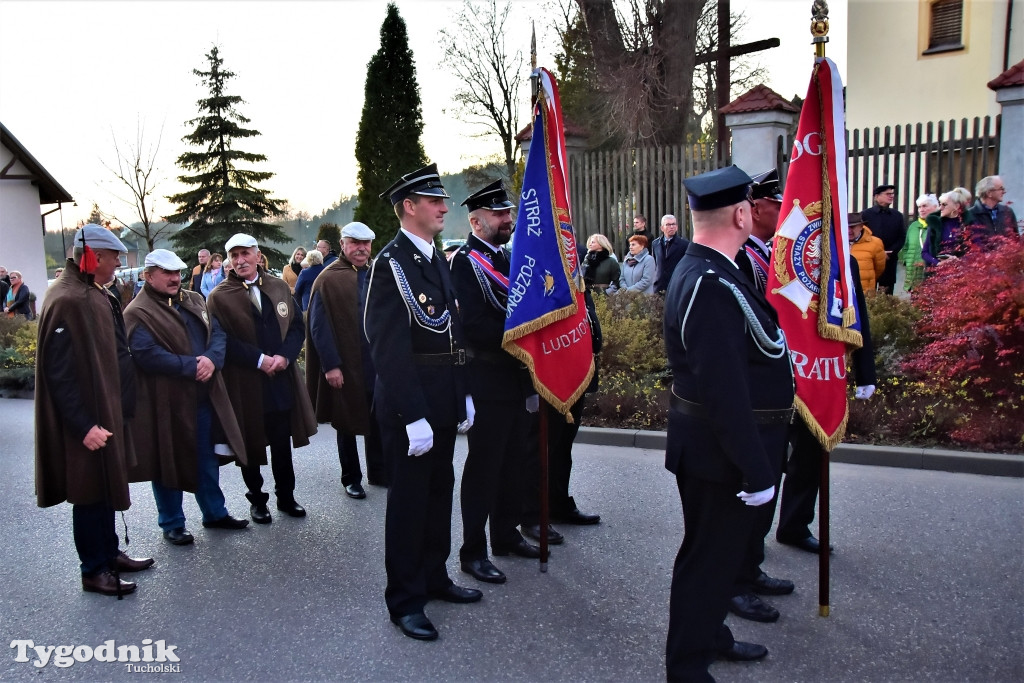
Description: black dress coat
xmin=363 ymin=229 xmax=468 ymax=618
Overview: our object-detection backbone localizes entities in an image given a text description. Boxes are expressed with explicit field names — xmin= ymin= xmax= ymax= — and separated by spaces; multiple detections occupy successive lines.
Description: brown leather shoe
xmin=115 ymin=552 xmax=154 ymax=572
xmin=82 ymin=570 xmax=137 ymax=596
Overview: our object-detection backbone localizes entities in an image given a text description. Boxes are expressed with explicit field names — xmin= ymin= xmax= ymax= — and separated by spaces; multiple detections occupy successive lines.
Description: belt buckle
xmin=456 ymin=348 xmax=466 ymax=366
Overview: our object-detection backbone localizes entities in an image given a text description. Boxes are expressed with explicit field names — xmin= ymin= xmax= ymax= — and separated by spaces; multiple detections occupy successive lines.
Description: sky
xmin=0 ymin=0 xmax=847 ymax=231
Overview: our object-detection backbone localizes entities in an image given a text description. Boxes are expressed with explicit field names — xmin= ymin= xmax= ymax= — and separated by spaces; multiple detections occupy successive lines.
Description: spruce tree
xmin=167 ymin=46 xmax=289 ymax=266
xmin=354 ymin=3 xmax=428 ymax=254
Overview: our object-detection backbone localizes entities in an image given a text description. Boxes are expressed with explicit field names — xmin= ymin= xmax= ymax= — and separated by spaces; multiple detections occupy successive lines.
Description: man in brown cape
xmin=35 ymin=224 xmax=154 ymax=597
xmin=206 ymin=234 xmax=316 ymax=524
xmin=306 ymin=222 xmax=387 ymax=500
xmin=124 ymin=249 xmax=249 ymax=546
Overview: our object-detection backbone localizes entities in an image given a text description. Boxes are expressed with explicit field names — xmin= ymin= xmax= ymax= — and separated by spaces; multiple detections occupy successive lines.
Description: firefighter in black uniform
xmin=663 ymin=166 xmax=795 ymax=681
xmin=364 ymin=163 xmax=479 ymax=642
xmin=450 ymin=181 xmax=540 ymax=587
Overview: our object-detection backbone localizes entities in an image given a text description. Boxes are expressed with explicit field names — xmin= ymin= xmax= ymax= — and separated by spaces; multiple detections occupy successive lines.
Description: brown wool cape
xmin=206 ymin=268 xmax=317 ymax=466
xmin=34 ymin=261 xmax=135 ymax=510
xmin=305 ymin=255 xmax=371 ymax=433
xmin=123 ymin=285 xmax=247 ymax=490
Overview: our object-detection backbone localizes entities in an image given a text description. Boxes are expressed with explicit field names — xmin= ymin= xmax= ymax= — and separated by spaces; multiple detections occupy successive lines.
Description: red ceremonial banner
xmin=767 ymin=58 xmax=862 ymax=450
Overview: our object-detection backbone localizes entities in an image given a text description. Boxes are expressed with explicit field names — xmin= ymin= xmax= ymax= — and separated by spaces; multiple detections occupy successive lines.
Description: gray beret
xmin=341 ymin=222 xmax=375 ymax=240
xmin=225 ymin=233 xmax=258 ymax=252
xmin=74 ymin=224 xmax=127 ymax=253
xmin=144 ymin=249 xmax=188 ymax=271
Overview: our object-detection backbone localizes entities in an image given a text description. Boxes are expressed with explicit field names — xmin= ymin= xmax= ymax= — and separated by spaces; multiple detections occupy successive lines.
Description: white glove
xmin=855 ymin=385 xmax=876 ymax=400
xmin=406 ymin=418 xmax=433 ymax=456
xmin=737 ymin=485 xmax=775 ymax=507
xmin=525 ymin=394 xmax=540 ymax=413
xmin=456 ymin=395 xmax=475 ymax=434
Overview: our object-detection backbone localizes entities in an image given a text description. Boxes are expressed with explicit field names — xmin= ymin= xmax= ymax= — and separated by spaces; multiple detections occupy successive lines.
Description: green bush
xmin=592 ymin=290 xmax=667 ymax=378
xmin=863 ymin=291 xmax=924 ymax=379
xmin=586 ymin=291 xmax=669 ymax=429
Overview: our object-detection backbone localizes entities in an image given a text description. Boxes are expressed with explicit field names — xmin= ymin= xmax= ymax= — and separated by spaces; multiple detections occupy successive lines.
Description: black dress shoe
xmin=778 ymin=535 xmax=833 ymax=554
xmin=202 ymin=515 xmax=250 ymax=530
xmin=555 ymin=508 xmax=601 ymax=525
xmin=82 ymin=570 xmax=136 ymax=596
xmin=115 ymin=552 xmax=154 ymax=572
xmin=344 ymin=483 xmax=367 ymax=499
xmin=250 ymin=503 xmax=272 ymax=524
xmin=429 ymin=583 xmax=483 ymax=603
xmin=461 ymin=558 xmax=507 ymax=584
xmin=729 ymin=593 xmax=779 ymax=623
xmin=276 ymin=499 xmax=306 ymax=517
xmin=752 ymin=571 xmax=795 ymax=596
xmin=391 ymin=612 xmax=438 ymax=641
xmin=163 ymin=527 xmax=194 ymax=545
xmin=493 ymin=539 xmax=543 ymax=558
xmin=521 ymin=524 xmax=564 ymax=545
xmin=718 ymin=641 xmax=768 ymax=661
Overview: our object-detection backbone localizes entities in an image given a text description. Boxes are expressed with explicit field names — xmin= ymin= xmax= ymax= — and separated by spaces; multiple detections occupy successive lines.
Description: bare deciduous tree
xmin=102 ymin=121 xmax=174 ymax=252
xmin=574 ymin=0 xmax=704 ymax=147
xmin=439 ymin=0 xmax=526 ymax=180
xmin=691 ymin=2 xmax=768 ymax=141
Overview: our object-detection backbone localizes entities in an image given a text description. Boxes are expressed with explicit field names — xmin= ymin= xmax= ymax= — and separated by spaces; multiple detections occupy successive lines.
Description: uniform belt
xmin=413 ymin=350 xmax=467 ymax=366
xmin=670 ymin=387 xmax=794 ymax=425
xmin=466 ymin=349 xmax=525 ymax=368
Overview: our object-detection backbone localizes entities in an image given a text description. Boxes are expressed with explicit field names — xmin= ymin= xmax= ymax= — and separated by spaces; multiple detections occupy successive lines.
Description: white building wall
xmin=0 ymin=141 xmax=49 ymax=311
xmin=847 ymin=0 xmax=1024 ymax=131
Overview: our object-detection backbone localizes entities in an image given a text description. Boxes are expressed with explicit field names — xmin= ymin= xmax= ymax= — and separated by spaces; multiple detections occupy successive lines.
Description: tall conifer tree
xmin=167 ymin=46 xmax=289 ymax=265
xmin=354 ymin=3 xmax=428 ymax=253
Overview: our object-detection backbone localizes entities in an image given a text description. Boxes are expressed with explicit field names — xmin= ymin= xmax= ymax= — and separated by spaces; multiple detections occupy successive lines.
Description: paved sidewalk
xmin=2 ymin=397 xmax=1021 ymax=682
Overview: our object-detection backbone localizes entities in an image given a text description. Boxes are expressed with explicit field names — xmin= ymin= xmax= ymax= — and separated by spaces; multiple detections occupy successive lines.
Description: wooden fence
xmin=568 ymin=116 xmax=1000 ymax=255
xmin=842 ymin=116 xmax=1001 ymax=218
xmin=568 ymin=143 xmax=725 ymax=256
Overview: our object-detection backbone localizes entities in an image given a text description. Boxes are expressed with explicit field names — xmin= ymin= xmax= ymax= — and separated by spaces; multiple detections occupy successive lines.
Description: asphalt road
xmin=1 ymin=397 xmax=1021 ymax=682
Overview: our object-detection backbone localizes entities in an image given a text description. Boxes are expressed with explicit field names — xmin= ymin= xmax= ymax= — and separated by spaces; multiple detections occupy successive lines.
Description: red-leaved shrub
xmin=901 ymin=235 xmax=1024 ymax=447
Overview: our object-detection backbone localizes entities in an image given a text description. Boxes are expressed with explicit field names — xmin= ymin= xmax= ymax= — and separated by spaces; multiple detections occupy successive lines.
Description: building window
xmin=924 ymin=0 xmax=964 ymax=54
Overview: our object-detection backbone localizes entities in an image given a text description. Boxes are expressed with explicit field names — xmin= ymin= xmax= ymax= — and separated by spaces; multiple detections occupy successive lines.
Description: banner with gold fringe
xmin=767 ymin=57 xmax=862 ymax=450
xmin=501 ymin=68 xmax=594 ymax=421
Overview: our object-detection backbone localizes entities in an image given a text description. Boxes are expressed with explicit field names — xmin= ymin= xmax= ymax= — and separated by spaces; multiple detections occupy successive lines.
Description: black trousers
xmin=732 ymin=480 xmax=782 ymax=595
xmin=241 ymin=409 xmax=296 ymax=502
xmin=459 ymin=398 xmax=529 ymax=560
xmin=337 ymin=397 xmax=386 ymax=486
xmin=666 ymin=473 xmax=754 ymax=682
xmin=381 ymin=415 xmax=457 ymax=618
xmin=521 ymin=397 xmax=585 ymax=525
xmin=878 ymin=254 xmax=898 ymax=292
xmin=777 ymin=418 xmax=824 ymax=542
xmin=72 ymin=502 xmax=118 ymax=576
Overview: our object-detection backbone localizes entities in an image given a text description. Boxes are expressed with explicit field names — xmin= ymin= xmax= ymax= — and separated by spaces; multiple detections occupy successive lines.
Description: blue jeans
xmin=152 ymin=404 xmax=229 ymax=530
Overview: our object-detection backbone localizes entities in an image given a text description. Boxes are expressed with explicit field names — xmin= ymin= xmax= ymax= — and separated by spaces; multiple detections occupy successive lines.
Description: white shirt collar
xmin=401 ymin=228 xmax=436 ymax=259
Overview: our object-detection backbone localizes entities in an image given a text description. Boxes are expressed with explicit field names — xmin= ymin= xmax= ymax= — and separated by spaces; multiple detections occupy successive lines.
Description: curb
xmin=575 ymin=427 xmax=1024 ymax=479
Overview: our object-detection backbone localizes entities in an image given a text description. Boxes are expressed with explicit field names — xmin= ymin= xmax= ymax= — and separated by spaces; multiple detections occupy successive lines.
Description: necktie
xmin=249 ymin=285 xmax=262 ymax=313
xmin=493 ymin=248 xmax=508 ymax=271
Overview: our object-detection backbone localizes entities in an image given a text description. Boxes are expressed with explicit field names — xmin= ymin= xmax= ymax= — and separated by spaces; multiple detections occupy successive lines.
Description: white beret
xmin=225 ymin=233 xmax=258 ymax=252
xmin=144 ymin=249 xmax=188 ymax=271
xmin=341 ymin=222 xmax=375 ymax=240
xmin=74 ymin=224 xmax=127 ymax=253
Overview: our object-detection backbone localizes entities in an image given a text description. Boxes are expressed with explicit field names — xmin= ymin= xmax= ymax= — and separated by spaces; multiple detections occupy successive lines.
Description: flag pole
xmin=810 ymin=0 xmax=831 ymax=618
xmin=528 ymin=21 xmax=550 ymax=572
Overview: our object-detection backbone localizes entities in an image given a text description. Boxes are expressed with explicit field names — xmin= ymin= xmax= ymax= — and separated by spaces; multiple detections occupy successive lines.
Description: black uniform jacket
xmin=663 ymin=243 xmax=794 ymax=491
xmin=364 ymin=230 xmax=467 ymax=428
xmin=449 ymin=234 xmax=532 ymax=403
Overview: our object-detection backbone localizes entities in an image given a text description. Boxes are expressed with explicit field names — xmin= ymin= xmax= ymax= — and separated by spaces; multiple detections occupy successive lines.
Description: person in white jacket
xmin=617 ymin=234 xmax=656 ymax=294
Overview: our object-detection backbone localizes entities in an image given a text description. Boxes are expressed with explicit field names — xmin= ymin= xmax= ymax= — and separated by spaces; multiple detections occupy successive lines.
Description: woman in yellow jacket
xmin=848 ymin=212 xmax=886 ymax=292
